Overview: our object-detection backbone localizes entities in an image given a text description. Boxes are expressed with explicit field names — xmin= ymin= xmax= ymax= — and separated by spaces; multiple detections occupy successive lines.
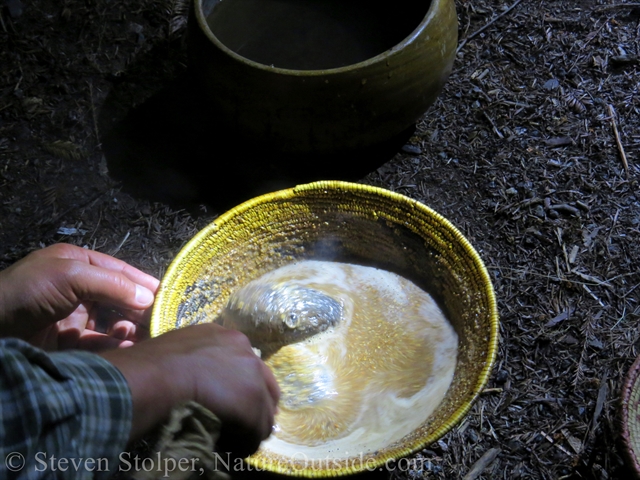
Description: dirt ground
xmin=1 ymin=0 xmax=639 ymax=478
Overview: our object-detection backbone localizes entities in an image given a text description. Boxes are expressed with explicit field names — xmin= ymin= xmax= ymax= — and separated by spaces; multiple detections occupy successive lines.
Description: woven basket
xmin=150 ymin=181 xmax=499 ymax=477
xmin=621 ymin=354 xmax=640 ymax=477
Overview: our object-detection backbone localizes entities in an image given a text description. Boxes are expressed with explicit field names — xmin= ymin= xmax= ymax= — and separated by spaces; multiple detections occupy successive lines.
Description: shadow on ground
xmin=100 ymin=63 xmax=413 ymax=213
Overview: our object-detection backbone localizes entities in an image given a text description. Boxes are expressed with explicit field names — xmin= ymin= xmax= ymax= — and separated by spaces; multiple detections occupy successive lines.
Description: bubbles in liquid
xmin=285 ymin=312 xmax=299 ymax=329
xmin=222 ymin=260 xmax=458 ymax=459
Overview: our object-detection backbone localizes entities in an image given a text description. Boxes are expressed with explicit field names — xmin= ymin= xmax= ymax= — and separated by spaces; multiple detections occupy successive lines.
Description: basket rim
xmin=620 ymin=353 xmax=640 ymax=477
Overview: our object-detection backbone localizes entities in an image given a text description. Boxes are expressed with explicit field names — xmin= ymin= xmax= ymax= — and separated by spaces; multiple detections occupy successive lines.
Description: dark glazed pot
xmin=188 ymin=0 xmax=458 ymax=154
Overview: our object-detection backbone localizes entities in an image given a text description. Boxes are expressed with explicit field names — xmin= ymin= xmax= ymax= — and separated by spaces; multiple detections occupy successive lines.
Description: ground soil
xmin=1 ymin=0 xmax=639 ymax=479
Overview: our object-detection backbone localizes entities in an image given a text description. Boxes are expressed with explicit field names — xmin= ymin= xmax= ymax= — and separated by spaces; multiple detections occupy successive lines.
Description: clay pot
xmin=187 ymin=0 xmax=458 ymax=154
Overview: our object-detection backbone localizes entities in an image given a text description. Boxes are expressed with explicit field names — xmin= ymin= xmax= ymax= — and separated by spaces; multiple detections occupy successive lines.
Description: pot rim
xmin=193 ymin=0 xmax=442 ymax=76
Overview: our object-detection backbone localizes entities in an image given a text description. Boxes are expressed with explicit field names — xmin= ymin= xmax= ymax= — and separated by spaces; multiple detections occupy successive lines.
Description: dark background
xmin=1 ymin=0 xmax=639 ymax=478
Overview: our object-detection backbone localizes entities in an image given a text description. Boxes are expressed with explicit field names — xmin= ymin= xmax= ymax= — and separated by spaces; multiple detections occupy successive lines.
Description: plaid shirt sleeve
xmin=0 ymin=338 xmax=132 ymax=479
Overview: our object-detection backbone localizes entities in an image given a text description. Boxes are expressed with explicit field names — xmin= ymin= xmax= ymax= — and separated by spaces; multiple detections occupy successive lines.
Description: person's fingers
xmin=213 ymin=337 xmax=278 ymax=457
xmin=260 ymin=361 xmax=281 ymax=415
xmin=86 ymin=253 xmax=159 ymax=295
xmin=67 ymin=307 xmax=147 ymax=346
xmin=34 ymin=323 xmax=135 ymax=352
xmin=37 ymin=244 xmax=160 ymax=294
xmin=39 ymin=305 xmax=146 ymax=351
xmin=94 ymin=305 xmax=150 ymax=336
xmin=47 ymin=306 xmax=92 ymax=349
xmin=216 ymin=372 xmax=276 ymax=458
xmin=101 ymin=305 xmax=153 ymax=329
xmin=75 ymin=330 xmax=135 ymax=351
xmin=63 ymin=262 xmax=155 ymax=310
xmin=0 ymin=244 xmax=159 ymax=346
xmin=101 ymin=323 xmax=279 ymax=450
xmin=106 ymin=319 xmax=140 ymax=342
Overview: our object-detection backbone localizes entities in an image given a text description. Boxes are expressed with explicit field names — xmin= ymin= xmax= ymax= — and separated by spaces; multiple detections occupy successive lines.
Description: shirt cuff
xmin=0 ymin=338 xmax=132 ymax=479
xmin=51 ymin=348 xmax=133 ymax=477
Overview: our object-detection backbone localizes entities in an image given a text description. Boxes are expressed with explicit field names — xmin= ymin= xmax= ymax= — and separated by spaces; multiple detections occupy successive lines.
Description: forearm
xmin=100 ymin=346 xmax=183 ymax=442
xmin=98 ymin=323 xmax=280 ymax=459
xmin=0 ymin=338 xmax=132 ymax=479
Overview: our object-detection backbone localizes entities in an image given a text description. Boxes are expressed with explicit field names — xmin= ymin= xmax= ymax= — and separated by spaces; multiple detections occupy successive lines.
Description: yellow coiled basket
xmin=150 ymin=180 xmax=499 ymax=477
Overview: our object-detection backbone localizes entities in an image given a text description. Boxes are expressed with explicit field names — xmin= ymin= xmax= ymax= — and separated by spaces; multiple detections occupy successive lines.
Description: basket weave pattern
xmin=151 ymin=181 xmax=499 ymax=477
xmin=621 ymin=354 xmax=640 ymax=477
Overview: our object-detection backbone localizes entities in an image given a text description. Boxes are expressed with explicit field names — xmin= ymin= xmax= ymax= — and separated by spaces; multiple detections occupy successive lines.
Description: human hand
xmin=101 ymin=323 xmax=280 ymax=458
xmin=0 ymin=243 xmax=159 ymax=351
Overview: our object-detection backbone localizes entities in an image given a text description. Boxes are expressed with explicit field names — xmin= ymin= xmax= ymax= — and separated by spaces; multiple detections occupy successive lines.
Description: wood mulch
xmin=1 ymin=0 xmax=639 ymax=478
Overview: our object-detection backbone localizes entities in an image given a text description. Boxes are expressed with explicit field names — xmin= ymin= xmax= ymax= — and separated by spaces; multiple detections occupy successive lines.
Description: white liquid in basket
xmin=230 ymin=260 xmax=458 ymax=459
